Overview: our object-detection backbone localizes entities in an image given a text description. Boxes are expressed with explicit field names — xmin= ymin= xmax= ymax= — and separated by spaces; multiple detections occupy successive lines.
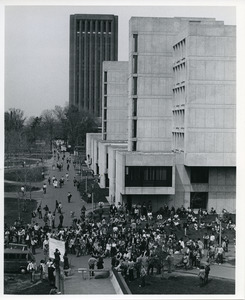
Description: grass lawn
xmin=78 ymin=177 xmax=109 ymax=204
xmin=5 ymin=166 xmax=47 ymax=182
xmin=4 ymin=274 xmax=51 ymax=295
xmin=4 ymin=182 xmax=40 ymax=193
xmin=127 ymin=274 xmax=235 ymax=294
xmin=4 ymin=197 xmax=37 ymax=225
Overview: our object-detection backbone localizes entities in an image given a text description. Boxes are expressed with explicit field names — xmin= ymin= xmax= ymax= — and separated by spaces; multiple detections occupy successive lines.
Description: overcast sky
xmin=4 ymin=5 xmax=236 ymax=118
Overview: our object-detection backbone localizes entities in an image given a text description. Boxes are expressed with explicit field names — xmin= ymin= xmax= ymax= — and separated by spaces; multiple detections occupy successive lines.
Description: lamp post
xmin=17 ymin=191 xmax=20 ymax=220
xmin=219 ymin=214 xmax=222 ymax=246
xmin=85 ymin=171 xmax=88 ymax=193
xmin=91 ymin=176 xmax=99 ymax=213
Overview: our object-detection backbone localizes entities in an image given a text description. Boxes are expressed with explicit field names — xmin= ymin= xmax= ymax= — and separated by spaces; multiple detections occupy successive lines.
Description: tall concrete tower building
xmin=69 ymin=14 xmax=118 ymax=117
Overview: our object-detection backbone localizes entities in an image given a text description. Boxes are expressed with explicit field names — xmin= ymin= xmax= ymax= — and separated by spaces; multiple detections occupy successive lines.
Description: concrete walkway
xmin=23 ymin=153 xmax=116 ymax=294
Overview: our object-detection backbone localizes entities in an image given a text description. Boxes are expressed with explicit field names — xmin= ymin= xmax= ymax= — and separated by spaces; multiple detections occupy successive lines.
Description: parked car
xmin=4 ymin=244 xmax=35 ymax=274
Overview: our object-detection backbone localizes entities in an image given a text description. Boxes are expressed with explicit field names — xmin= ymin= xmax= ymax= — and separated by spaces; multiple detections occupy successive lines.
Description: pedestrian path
xmin=37 ymin=155 xmax=85 ymax=228
xmin=63 ymin=255 xmax=115 ymax=294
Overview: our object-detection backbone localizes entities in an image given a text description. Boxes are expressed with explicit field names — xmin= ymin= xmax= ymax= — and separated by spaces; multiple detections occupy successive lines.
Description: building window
xmin=190 ymin=192 xmax=208 ymax=209
xmin=103 ymin=21 xmax=106 ymax=33
xmin=104 ymin=84 xmax=107 ymax=95
xmin=125 ymin=166 xmax=172 ymax=187
xmin=103 ymin=134 xmax=107 ymax=140
xmin=104 ymin=96 xmax=107 ymax=108
xmin=133 ymin=55 xmax=138 ymax=74
xmin=104 ymin=122 xmax=107 ymax=133
xmin=132 ymin=141 xmax=137 ymax=151
xmin=133 ymin=77 xmax=137 ymax=95
xmin=133 ymin=98 xmax=137 ymax=116
xmin=104 ymin=71 xmax=107 ymax=83
xmin=132 ymin=120 xmax=137 ymax=138
xmin=190 ymin=167 xmax=209 ymax=183
xmin=133 ymin=34 xmax=138 ymax=52
xmin=104 ymin=109 xmax=107 ymax=121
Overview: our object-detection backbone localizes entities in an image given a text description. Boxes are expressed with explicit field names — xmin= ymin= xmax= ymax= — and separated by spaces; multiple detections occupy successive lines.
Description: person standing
xmin=66 ymin=173 xmax=69 ymax=181
xmin=46 ymin=259 xmax=55 ymax=285
xmin=63 ymin=252 xmax=70 ymax=277
xmin=166 ymin=248 xmax=174 ymax=273
xmin=27 ymin=260 xmax=37 ymax=283
xmin=39 ymin=259 xmax=46 ymax=281
xmin=51 ymin=212 xmax=56 ymax=229
xmin=198 ymin=266 xmax=205 ymax=287
xmin=67 ymin=192 xmax=72 ymax=203
xmin=139 ymin=265 xmax=147 ymax=287
xmin=31 ymin=237 xmax=38 ymax=255
xmin=58 ymin=202 xmax=62 ymax=214
xmin=97 ymin=256 xmax=104 ymax=269
xmin=204 ymin=263 xmax=210 ymax=284
xmin=37 ymin=205 xmax=42 ymax=219
xmin=128 ymin=258 xmax=135 ymax=281
xmin=88 ymin=255 xmax=97 ymax=279
xmin=76 ymin=181 xmax=80 ymax=191
xmin=21 ymin=186 xmax=25 ymax=196
xmin=53 ymin=179 xmax=58 ymax=188
xmin=43 ymin=183 xmax=47 ymax=194
xmin=54 ymin=248 xmax=61 ymax=267
xmin=59 ymin=213 xmax=64 ymax=228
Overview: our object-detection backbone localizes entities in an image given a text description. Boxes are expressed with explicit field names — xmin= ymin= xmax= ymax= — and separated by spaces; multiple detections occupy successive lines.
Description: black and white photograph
xmin=2 ymin=0 xmax=244 ymax=298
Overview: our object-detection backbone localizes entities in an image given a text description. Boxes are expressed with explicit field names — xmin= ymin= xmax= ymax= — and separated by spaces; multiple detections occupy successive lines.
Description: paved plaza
xmin=4 ymin=153 xmax=236 ymax=294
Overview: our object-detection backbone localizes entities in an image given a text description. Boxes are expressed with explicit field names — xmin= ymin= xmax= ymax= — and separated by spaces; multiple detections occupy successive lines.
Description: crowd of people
xmin=4 ymin=149 xmax=236 ymax=288
xmin=4 ymin=199 xmax=235 ymax=286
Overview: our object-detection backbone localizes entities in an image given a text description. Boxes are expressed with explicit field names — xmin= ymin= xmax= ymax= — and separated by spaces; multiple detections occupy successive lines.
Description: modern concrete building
xmin=86 ymin=16 xmax=236 ymax=213
xmin=172 ymin=20 xmax=236 ymax=212
xmin=102 ymin=61 xmax=128 ymax=141
xmin=69 ymin=14 xmax=118 ymax=117
xmin=87 ymin=60 xmax=129 ymax=191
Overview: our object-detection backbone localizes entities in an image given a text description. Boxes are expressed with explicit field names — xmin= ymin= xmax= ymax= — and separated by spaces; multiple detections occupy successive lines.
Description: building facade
xmin=102 ymin=61 xmax=128 ymax=141
xmin=69 ymin=14 xmax=118 ymax=117
xmin=86 ymin=16 xmax=236 ymax=213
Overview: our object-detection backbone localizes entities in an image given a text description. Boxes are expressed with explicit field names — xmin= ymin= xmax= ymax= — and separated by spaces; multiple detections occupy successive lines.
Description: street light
xmin=91 ymin=175 xmax=99 ymax=214
xmin=219 ymin=213 xmax=223 ymax=246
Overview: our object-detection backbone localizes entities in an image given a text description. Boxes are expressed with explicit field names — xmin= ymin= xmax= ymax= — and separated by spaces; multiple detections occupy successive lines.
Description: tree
xmin=25 ymin=116 xmax=43 ymax=145
xmin=5 ymin=108 xmax=26 ymax=154
xmin=52 ymin=105 xmax=68 ymax=142
xmin=41 ymin=109 xmax=57 ymax=150
xmin=65 ymin=105 xmax=98 ymax=149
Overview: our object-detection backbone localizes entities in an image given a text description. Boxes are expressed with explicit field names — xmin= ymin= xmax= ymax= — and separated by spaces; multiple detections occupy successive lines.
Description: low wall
xmin=110 ymin=268 xmax=131 ymax=294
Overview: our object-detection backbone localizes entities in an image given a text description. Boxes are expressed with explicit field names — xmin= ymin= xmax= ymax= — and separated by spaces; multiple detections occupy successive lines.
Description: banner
xmin=49 ymin=238 xmax=65 ymax=262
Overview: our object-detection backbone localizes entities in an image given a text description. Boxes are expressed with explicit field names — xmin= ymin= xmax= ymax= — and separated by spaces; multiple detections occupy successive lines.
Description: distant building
xmin=69 ymin=14 xmax=118 ymax=118
xmin=86 ymin=16 xmax=236 ymax=213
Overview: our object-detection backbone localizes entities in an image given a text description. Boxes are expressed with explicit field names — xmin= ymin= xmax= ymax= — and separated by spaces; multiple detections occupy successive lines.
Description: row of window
xmin=172 ymin=132 xmax=184 ymax=152
xmin=76 ymin=20 xmax=113 ymax=33
xmin=132 ymin=34 xmax=138 ymax=151
xmin=173 ymin=110 xmax=185 ymax=128
xmin=124 ymin=166 xmax=209 ymax=188
xmin=173 ymin=62 xmax=186 ymax=85
xmin=173 ymin=38 xmax=186 ymax=63
xmin=125 ymin=166 xmax=172 ymax=187
xmin=77 ymin=32 xmax=112 ymax=35
xmin=103 ymin=71 xmax=108 ymax=140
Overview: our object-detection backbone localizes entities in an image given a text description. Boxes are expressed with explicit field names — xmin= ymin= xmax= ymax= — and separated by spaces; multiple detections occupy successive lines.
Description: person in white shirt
xmin=27 ymin=260 xmax=37 ymax=282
